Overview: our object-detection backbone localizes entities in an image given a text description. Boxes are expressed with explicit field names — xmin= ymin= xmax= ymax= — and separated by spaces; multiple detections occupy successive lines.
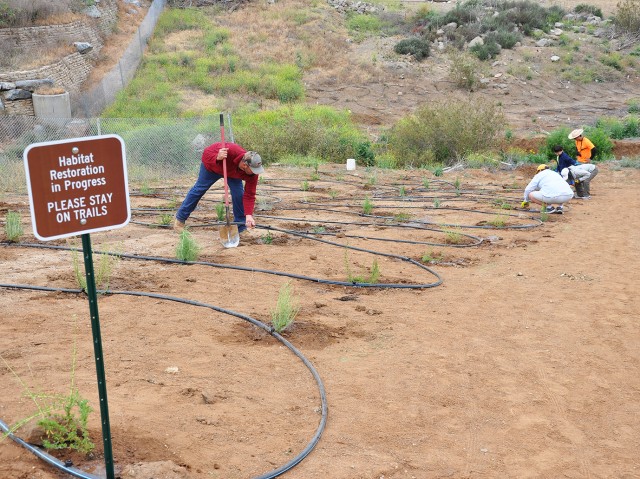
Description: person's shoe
xmin=173 ymin=218 xmax=185 ymax=232
xmin=551 ymin=206 xmax=564 ymax=214
xmin=545 ymin=205 xmax=556 ymax=213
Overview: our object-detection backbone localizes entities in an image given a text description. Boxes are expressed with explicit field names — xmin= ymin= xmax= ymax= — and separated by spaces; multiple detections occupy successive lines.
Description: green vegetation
xmin=362 ymin=197 xmax=374 ymax=215
xmin=159 ymin=213 xmax=173 ymax=226
xmin=345 ymin=250 xmax=381 ymax=284
xmin=444 ymin=228 xmax=464 ymax=244
xmin=216 ymin=203 xmax=226 ymax=221
xmin=301 ymin=180 xmax=310 ymax=191
xmin=422 ymin=250 xmax=444 ymax=263
xmin=1 ymin=316 xmax=94 ymax=454
xmin=4 ymin=211 xmax=23 ymax=242
xmin=176 ymin=230 xmax=200 ymax=261
xmin=388 ymin=98 xmax=505 ymax=166
xmin=270 ymin=281 xmax=299 ymax=333
xmin=261 ymin=231 xmax=274 ymax=244
xmin=71 ymin=243 xmax=121 ymax=292
xmin=394 ymin=37 xmax=430 ymax=60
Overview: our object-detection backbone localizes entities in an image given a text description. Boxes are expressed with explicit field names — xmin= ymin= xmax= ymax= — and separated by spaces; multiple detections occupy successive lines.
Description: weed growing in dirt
xmin=4 ymin=211 xmax=23 ymax=242
xmin=449 ymin=51 xmax=485 ymax=91
xmin=422 ymin=178 xmax=430 ymax=189
xmin=434 ymin=198 xmax=441 ymax=208
xmin=70 ymin=242 xmax=121 ymax=292
xmin=363 ymin=197 xmax=374 ymax=215
xmin=176 ymin=230 xmax=200 ymax=261
xmin=444 ymin=228 xmax=464 ymax=244
xmin=488 ymin=215 xmax=507 ymax=227
xmin=393 ymin=213 xmax=411 ymax=222
xmin=345 ymin=249 xmax=381 ymax=284
xmin=432 ymin=166 xmax=444 ymax=176
xmin=1 ymin=316 xmax=95 ymax=454
xmin=329 ymin=190 xmax=338 ymax=199
xmin=301 ymin=180 xmax=310 ymax=191
xmin=271 ymin=281 xmax=299 ymax=333
xmin=261 ymin=231 xmax=274 ymax=244
xmin=216 ymin=203 xmax=226 ymax=221
xmin=399 ymin=186 xmax=406 ymax=197
xmin=422 ymin=250 xmax=444 ymax=264
xmin=159 ymin=214 xmax=173 ymax=226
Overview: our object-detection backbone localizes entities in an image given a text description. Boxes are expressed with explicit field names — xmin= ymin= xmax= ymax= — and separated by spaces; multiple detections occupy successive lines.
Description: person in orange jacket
xmin=568 ymin=129 xmax=596 ymax=163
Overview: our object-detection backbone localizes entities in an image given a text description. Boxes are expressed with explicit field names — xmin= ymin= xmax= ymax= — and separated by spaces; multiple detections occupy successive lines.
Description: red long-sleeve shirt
xmin=201 ymin=142 xmax=258 ymax=216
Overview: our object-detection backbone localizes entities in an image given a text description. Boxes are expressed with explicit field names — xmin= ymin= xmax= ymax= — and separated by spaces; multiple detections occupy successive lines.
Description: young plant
xmin=366 ymin=174 xmax=377 ymax=186
xmin=159 ymin=213 xmax=173 ymax=226
xmin=399 ymin=186 xmax=406 ymax=197
xmin=1 ymin=317 xmax=95 ymax=455
xmin=271 ymin=281 xmax=299 ymax=333
xmin=362 ymin=197 xmax=374 ymax=215
xmin=261 ymin=231 xmax=274 ymax=244
xmin=310 ymin=172 xmax=320 ymax=181
xmin=71 ymin=243 xmax=121 ymax=292
xmin=433 ymin=198 xmax=441 ymax=208
xmin=329 ymin=190 xmax=338 ymax=199
xmin=488 ymin=215 xmax=507 ymax=227
xmin=422 ymin=178 xmax=430 ymax=189
xmin=175 ymin=230 xmax=200 ymax=261
xmin=301 ymin=180 xmax=310 ymax=191
xmin=4 ymin=210 xmax=23 ymax=242
xmin=444 ymin=228 xmax=464 ymax=244
xmin=432 ymin=166 xmax=444 ymax=177
xmin=215 ymin=203 xmax=226 ymax=221
xmin=393 ymin=213 xmax=411 ymax=222
xmin=422 ymin=250 xmax=444 ymax=264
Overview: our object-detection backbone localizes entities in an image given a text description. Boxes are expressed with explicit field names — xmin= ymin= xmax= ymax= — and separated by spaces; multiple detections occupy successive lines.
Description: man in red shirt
xmin=174 ymin=142 xmax=264 ymax=233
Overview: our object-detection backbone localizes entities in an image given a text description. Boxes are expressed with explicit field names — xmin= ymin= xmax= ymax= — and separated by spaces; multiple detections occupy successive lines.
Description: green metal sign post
xmin=81 ymin=233 xmax=115 ymax=479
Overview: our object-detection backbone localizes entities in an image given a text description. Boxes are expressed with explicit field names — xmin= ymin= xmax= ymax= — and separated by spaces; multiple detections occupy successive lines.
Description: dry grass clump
xmin=34 ymin=86 xmax=67 ymax=95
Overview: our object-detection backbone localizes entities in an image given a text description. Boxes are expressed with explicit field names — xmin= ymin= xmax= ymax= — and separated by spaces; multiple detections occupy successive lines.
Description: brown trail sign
xmin=23 ymin=134 xmax=130 ymax=241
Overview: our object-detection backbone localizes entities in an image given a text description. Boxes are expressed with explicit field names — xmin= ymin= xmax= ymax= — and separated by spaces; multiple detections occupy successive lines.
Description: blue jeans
xmin=176 ymin=164 xmax=246 ymax=232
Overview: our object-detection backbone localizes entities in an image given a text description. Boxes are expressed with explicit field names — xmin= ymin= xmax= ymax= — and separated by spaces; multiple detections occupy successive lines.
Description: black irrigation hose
xmin=0 ymin=283 xmax=328 ymax=479
xmin=3 ymin=242 xmax=443 ymax=289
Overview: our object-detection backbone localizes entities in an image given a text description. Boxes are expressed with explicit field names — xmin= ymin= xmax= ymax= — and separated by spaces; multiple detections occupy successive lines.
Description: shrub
xmin=388 ymin=98 xmax=506 ymax=166
xmin=614 ymin=0 xmax=640 ymax=33
xmin=575 ymin=3 xmax=604 ymax=18
xmin=271 ymin=282 xmax=299 ymax=333
xmin=486 ymin=29 xmax=522 ymax=49
xmin=449 ymin=51 xmax=486 ymax=91
xmin=4 ymin=210 xmax=23 ymax=242
xmin=470 ymin=39 xmax=501 ymax=61
xmin=394 ymin=37 xmax=430 ymax=60
xmin=176 ymin=230 xmax=200 ymax=261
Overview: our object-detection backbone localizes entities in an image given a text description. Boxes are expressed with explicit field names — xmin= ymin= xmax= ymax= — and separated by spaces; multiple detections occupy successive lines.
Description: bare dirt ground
xmin=1 ymin=163 xmax=640 ymax=479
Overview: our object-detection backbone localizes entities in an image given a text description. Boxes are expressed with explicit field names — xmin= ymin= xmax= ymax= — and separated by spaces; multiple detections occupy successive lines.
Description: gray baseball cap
xmin=245 ymin=151 xmax=264 ymax=175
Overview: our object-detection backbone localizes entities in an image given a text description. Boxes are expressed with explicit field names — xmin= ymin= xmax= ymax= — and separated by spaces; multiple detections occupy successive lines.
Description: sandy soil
xmin=1 ymin=163 xmax=639 ymax=479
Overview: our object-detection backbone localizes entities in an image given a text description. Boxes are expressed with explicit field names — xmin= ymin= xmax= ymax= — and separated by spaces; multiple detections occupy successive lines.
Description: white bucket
xmin=346 ymin=158 xmax=356 ymax=171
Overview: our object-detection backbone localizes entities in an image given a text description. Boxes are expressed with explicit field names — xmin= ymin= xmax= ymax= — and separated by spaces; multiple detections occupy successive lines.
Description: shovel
xmin=218 ymin=113 xmax=240 ymax=248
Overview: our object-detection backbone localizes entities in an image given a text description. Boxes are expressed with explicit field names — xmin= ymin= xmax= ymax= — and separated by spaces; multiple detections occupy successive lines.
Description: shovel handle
xmin=220 ymin=113 xmax=230 ymax=210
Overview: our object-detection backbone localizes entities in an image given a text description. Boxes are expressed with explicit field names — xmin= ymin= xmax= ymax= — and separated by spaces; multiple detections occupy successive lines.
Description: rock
xmin=74 ymin=42 xmax=93 ymax=54
xmin=468 ymin=36 xmax=484 ymax=48
xmin=0 ymin=82 xmax=16 ymax=90
xmin=536 ymin=38 xmax=552 ymax=47
xmin=84 ymin=5 xmax=101 ymax=17
xmin=15 ymin=79 xmax=54 ymax=91
xmin=165 ymin=366 xmax=179 ymax=374
xmin=4 ymin=89 xmax=32 ymax=100
xmin=549 ymin=28 xmax=563 ymax=36
xmin=202 ymin=391 xmax=216 ymax=404
xmin=551 ymin=55 xmax=560 ymax=62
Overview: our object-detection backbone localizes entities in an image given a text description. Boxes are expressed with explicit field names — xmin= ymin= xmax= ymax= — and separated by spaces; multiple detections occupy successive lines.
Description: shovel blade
xmin=219 ymin=224 xmax=240 ymax=248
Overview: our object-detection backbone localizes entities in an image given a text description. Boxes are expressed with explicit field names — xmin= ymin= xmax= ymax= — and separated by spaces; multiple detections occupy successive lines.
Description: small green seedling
xmin=422 ymin=178 xmax=430 ymax=189
xmin=329 ymin=190 xmax=338 ymax=199
xmin=433 ymin=198 xmax=441 ymax=208
xmin=261 ymin=231 xmax=274 ymax=244
xmin=215 ymin=203 xmax=226 ymax=221
xmin=488 ymin=215 xmax=507 ymax=227
xmin=362 ymin=197 xmax=374 ymax=215
xmin=432 ymin=166 xmax=444 ymax=177
xmin=399 ymin=186 xmax=406 ymax=197
xmin=4 ymin=211 xmax=23 ymax=242
xmin=422 ymin=250 xmax=444 ymax=263
xmin=159 ymin=214 xmax=173 ymax=226
xmin=444 ymin=228 xmax=464 ymax=244
xmin=176 ymin=230 xmax=200 ymax=261
xmin=301 ymin=181 xmax=310 ymax=191
xmin=271 ymin=281 xmax=299 ymax=333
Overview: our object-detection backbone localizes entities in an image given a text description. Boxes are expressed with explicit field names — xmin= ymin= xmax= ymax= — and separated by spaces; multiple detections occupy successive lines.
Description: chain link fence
xmin=71 ymin=0 xmax=166 ymax=118
xmin=0 ymin=115 xmax=232 ymax=194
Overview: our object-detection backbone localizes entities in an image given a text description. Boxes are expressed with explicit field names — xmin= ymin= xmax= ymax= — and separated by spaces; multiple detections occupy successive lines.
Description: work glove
xmin=521 ymin=201 xmax=530 ymax=208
